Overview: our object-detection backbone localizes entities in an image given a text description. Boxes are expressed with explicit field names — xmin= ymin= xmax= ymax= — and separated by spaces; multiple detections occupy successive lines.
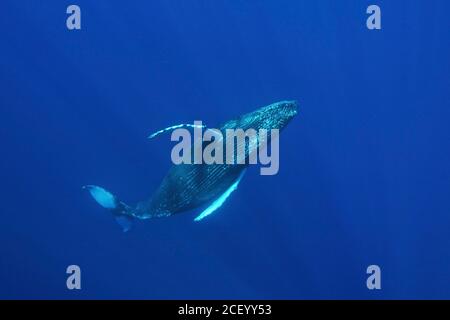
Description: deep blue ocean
xmin=1 ymin=1 xmax=449 ymax=299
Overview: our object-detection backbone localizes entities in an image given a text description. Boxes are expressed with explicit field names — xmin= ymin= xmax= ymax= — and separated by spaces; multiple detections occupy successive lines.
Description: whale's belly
xmin=147 ymin=163 xmax=246 ymax=216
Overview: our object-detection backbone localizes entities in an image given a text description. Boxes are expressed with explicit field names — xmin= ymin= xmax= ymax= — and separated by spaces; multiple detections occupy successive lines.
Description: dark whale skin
xmin=135 ymin=100 xmax=298 ymax=218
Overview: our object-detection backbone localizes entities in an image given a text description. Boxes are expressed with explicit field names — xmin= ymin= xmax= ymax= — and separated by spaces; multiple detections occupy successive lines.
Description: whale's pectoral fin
xmin=194 ymin=169 xmax=246 ymax=222
xmin=83 ymin=185 xmax=135 ymax=232
xmin=148 ymin=123 xmax=206 ymax=139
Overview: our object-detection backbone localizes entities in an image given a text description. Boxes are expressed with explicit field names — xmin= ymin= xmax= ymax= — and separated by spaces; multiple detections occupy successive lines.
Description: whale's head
xmin=266 ymin=100 xmax=298 ymax=127
xmin=242 ymin=100 xmax=298 ymax=131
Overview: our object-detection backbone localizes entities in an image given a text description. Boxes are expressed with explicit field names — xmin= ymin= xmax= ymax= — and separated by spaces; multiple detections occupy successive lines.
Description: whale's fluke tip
xmin=83 ymin=185 xmax=136 ymax=231
xmin=83 ymin=185 xmax=118 ymax=209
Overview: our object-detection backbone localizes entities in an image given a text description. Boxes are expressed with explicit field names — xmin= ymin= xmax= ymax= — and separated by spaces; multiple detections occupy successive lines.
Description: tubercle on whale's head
xmin=251 ymin=100 xmax=298 ymax=131
xmin=276 ymin=100 xmax=298 ymax=121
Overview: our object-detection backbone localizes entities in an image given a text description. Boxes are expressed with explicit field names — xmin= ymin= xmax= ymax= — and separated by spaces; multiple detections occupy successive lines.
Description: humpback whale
xmin=84 ymin=100 xmax=298 ymax=231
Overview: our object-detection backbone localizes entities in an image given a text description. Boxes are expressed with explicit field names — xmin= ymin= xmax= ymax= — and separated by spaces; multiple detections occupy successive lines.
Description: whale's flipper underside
xmin=194 ymin=169 xmax=246 ymax=222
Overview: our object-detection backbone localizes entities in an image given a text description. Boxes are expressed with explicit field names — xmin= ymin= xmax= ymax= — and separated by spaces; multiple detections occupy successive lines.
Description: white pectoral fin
xmin=194 ymin=170 xmax=246 ymax=222
xmin=148 ymin=123 xmax=206 ymax=139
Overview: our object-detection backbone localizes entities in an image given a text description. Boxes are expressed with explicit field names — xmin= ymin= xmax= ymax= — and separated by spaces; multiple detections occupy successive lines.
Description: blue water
xmin=1 ymin=1 xmax=449 ymax=299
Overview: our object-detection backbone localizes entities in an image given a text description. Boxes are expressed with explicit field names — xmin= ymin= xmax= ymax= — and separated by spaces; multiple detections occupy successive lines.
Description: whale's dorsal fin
xmin=148 ymin=123 xmax=206 ymax=139
xmin=194 ymin=169 xmax=246 ymax=222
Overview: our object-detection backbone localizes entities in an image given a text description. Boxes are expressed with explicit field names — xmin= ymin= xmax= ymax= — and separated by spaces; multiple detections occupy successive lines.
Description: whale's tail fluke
xmin=83 ymin=185 xmax=135 ymax=232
